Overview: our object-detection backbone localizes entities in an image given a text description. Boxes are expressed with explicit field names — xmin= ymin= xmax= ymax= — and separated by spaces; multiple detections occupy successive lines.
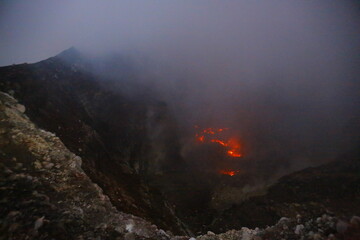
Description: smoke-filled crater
xmin=0 ymin=1 xmax=359 ymax=239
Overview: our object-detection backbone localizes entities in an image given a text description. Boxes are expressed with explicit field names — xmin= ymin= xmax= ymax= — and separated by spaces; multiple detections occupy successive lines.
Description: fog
xmin=1 ymin=0 xmax=359 ymax=174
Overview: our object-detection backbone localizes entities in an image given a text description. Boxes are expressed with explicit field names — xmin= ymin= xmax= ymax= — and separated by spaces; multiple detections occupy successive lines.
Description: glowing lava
xmin=195 ymin=127 xmax=243 ymax=158
xmin=227 ymin=150 xmax=242 ymax=158
xmin=194 ymin=126 xmax=243 ymax=176
xmin=219 ymin=170 xmax=240 ymax=176
xmin=211 ymin=139 xmax=227 ymax=146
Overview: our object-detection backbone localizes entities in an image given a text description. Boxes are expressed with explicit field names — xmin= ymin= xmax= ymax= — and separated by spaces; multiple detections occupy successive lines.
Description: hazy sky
xmin=0 ymin=1 xmax=359 ymax=66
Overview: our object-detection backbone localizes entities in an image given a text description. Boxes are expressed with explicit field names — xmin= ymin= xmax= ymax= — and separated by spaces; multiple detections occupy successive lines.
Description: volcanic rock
xmin=0 ymin=91 xmax=172 ymax=239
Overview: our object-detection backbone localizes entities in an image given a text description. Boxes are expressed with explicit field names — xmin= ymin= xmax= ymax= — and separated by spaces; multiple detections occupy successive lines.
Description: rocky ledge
xmin=0 ymin=91 xmax=359 ymax=240
xmin=0 ymin=91 xmax=171 ymax=239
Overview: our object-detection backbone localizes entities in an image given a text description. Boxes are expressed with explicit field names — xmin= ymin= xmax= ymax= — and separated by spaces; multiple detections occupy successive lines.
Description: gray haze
xmin=1 ymin=0 xmax=359 ymax=173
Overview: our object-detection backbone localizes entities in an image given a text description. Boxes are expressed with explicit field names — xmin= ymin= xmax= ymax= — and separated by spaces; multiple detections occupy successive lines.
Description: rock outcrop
xmin=0 ymin=50 xmax=189 ymax=235
xmin=0 ymin=91 xmax=173 ymax=239
xmin=208 ymin=153 xmax=360 ymax=233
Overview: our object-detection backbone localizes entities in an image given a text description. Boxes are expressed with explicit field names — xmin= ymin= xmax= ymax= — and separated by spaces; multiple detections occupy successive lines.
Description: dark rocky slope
xmin=0 ymin=49 xmax=189 ymax=235
xmin=208 ymin=152 xmax=360 ymax=233
xmin=1 ymin=49 xmax=360 ymax=239
xmin=0 ymin=91 xmax=172 ymax=239
xmin=1 ymin=90 xmax=360 ymax=240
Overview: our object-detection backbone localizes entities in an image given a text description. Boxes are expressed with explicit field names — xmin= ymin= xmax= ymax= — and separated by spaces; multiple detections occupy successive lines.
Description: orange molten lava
xmin=211 ymin=139 xmax=227 ymax=146
xmin=194 ymin=126 xmax=243 ymax=176
xmin=219 ymin=170 xmax=240 ymax=176
xmin=195 ymin=127 xmax=243 ymax=158
xmin=197 ymin=135 xmax=205 ymax=142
